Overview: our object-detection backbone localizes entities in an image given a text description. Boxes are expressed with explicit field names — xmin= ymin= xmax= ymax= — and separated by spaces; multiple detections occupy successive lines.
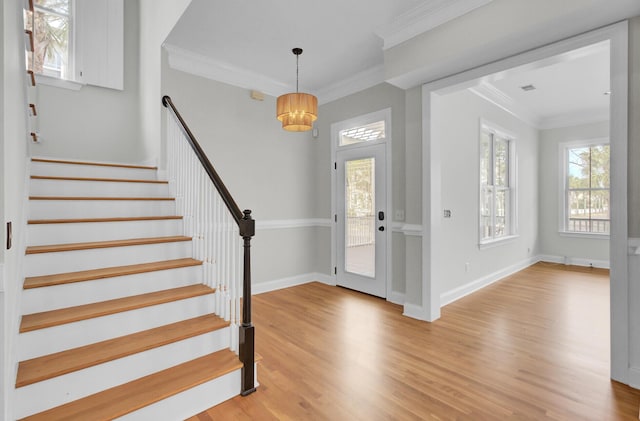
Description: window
xmin=339 ymin=120 xmax=385 ymax=146
xmin=27 ymin=0 xmax=73 ymax=79
xmin=25 ymin=0 xmax=124 ymax=90
xmin=562 ymin=141 xmax=610 ymax=234
xmin=479 ymin=123 xmax=516 ymax=244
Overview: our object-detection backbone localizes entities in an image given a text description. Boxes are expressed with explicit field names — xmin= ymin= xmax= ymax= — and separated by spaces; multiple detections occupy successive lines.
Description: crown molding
xmin=376 ymin=0 xmax=494 ymax=50
xmin=316 ymin=65 xmax=385 ymax=105
xmin=164 ymin=43 xmax=291 ymax=97
xmin=538 ymin=108 xmax=609 ymax=130
xmin=164 ymin=43 xmax=384 ymax=105
xmin=468 ymin=82 xmax=541 ymax=128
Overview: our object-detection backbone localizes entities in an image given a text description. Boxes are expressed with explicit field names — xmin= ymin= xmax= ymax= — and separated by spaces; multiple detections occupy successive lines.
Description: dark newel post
xmin=239 ymin=209 xmax=256 ymax=396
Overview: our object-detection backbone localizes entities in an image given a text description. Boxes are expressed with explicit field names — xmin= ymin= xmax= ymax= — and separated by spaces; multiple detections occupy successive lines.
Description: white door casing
xmin=331 ymin=108 xmax=392 ymax=299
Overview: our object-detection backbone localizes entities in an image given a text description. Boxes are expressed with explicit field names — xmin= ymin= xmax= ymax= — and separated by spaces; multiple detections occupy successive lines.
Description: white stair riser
xmin=117 ymin=369 xmax=242 ymax=421
xmin=28 ymin=199 xmax=176 ymax=220
xmin=18 ymin=294 xmax=218 ymax=360
xmin=15 ymin=328 xmax=230 ymax=419
xmin=30 ymin=179 xmax=170 ymax=198
xmin=27 ymin=219 xmax=184 ymax=246
xmin=31 ymin=162 xmax=158 ymax=180
xmin=25 ymin=241 xmax=193 ymax=277
xmin=21 ymin=265 xmax=203 ymax=313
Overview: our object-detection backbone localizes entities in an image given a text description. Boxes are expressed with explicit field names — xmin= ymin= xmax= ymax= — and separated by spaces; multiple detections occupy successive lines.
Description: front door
xmin=336 ymin=143 xmax=387 ymax=297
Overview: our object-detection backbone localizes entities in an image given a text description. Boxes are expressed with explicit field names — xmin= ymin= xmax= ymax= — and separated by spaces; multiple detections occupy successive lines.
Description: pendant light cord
xmin=296 ymin=54 xmax=299 ymax=93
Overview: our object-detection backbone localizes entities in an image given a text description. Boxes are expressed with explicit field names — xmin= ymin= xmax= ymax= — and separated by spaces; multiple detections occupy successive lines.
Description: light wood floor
xmin=190 ymin=262 xmax=640 ymax=420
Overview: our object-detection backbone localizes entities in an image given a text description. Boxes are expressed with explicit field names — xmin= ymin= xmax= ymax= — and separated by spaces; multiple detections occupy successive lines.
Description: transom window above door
xmin=339 ymin=120 xmax=386 ymax=146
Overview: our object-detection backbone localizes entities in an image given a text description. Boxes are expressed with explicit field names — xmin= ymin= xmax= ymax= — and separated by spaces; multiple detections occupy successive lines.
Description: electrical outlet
xmin=443 ymin=209 xmax=452 ymax=218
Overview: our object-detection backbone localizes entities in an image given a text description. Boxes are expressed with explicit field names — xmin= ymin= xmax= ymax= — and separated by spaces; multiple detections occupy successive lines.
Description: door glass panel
xmin=345 ymin=157 xmax=375 ymax=277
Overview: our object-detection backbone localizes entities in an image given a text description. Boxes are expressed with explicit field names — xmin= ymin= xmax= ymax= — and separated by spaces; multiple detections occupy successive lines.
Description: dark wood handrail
xmin=162 ymin=95 xmax=256 ymax=396
xmin=162 ymin=96 xmax=243 ymax=224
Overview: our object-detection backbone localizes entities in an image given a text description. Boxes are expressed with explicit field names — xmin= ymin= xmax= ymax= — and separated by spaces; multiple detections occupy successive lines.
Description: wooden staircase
xmin=14 ymin=158 xmax=249 ymax=420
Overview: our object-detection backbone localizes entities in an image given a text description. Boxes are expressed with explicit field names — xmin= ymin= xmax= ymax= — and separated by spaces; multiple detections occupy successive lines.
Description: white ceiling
xmin=468 ymin=42 xmax=610 ymax=129
xmin=164 ymin=0 xmax=493 ymax=102
xmin=166 ymin=0 xmax=611 ymax=125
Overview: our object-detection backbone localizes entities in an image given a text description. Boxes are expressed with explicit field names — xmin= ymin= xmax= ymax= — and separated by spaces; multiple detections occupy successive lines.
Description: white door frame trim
xmin=330 ymin=108 xmax=393 ymax=299
xmin=420 ymin=22 xmax=629 ymax=383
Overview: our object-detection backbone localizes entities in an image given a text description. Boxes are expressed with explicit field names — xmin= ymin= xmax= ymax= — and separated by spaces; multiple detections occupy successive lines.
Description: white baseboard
xmin=403 ymin=302 xmax=427 ymax=320
xmin=314 ymin=273 xmax=336 ymax=286
xmin=628 ymin=366 xmax=640 ymax=390
xmin=388 ymin=290 xmax=405 ymax=305
xmin=538 ymin=254 xmax=610 ymax=269
xmin=253 ymin=272 xmax=334 ymax=295
xmin=440 ymin=256 xmax=539 ymax=307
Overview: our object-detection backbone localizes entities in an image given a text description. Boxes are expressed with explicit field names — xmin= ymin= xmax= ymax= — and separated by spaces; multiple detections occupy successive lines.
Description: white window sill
xmin=35 ymin=74 xmax=84 ymax=91
xmin=559 ymin=231 xmax=610 ymax=240
xmin=479 ymin=235 xmax=519 ymax=250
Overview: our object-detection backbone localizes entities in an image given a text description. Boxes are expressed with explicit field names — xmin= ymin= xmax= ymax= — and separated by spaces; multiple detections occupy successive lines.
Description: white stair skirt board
xmin=15 ymin=328 xmax=230 ymax=419
xmin=27 ymin=218 xmax=184 ymax=246
xmin=21 ymin=265 xmax=203 ymax=313
xmin=28 ymin=199 xmax=177 ymax=219
xmin=24 ymin=240 xmax=192 ymax=277
xmin=29 ymin=179 xmax=170 ymax=198
xmin=30 ymin=161 xmax=158 ymax=180
xmin=18 ymin=294 xmax=217 ymax=360
xmin=116 ymin=369 xmax=241 ymax=421
xmin=440 ymin=257 xmax=539 ymax=307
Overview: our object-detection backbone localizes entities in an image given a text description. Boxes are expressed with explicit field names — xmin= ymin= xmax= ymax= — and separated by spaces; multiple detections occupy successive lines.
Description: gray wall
xmin=315 ymin=83 xmax=409 ymax=294
xmin=433 ymin=89 xmax=539 ymax=295
xmin=539 ymin=121 xmax=610 ymax=263
xmin=31 ymin=0 xmax=144 ymax=163
xmin=384 ymin=0 xmax=640 ymax=87
xmin=162 ymin=58 xmax=320 ymax=284
xmin=628 ymin=16 xmax=640 ymax=382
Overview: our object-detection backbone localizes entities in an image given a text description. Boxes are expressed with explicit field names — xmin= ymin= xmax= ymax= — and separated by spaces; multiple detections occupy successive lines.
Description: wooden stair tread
xmin=31 ymin=175 xmax=168 ymax=184
xmin=28 ymin=216 xmax=183 ymax=224
xmin=19 ymin=349 xmax=242 ymax=421
xmin=20 ymin=285 xmax=215 ymax=332
xmin=16 ymin=314 xmax=229 ymax=387
xmin=24 ymin=258 xmax=202 ymax=289
xmin=26 ymin=236 xmax=191 ymax=254
xmin=31 ymin=158 xmax=157 ymax=170
xmin=29 ymin=196 xmax=174 ymax=201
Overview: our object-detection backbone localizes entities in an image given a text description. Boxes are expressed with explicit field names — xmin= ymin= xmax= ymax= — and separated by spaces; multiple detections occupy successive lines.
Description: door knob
xmin=378 ymin=226 xmax=385 ymax=231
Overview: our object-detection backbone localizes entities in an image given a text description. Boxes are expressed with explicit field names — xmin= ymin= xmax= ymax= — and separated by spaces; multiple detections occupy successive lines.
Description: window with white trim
xmin=562 ymin=141 xmax=610 ymax=234
xmin=28 ymin=0 xmax=73 ymax=79
xmin=479 ymin=123 xmax=516 ymax=244
xmin=25 ymin=0 xmax=124 ymax=90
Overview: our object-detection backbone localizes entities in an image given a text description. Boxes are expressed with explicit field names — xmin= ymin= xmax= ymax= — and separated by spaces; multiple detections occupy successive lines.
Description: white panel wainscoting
xmin=440 ymin=256 xmax=539 ymax=307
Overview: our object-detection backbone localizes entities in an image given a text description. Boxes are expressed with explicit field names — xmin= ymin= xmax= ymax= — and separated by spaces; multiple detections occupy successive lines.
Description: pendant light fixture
xmin=276 ymin=48 xmax=318 ymax=132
